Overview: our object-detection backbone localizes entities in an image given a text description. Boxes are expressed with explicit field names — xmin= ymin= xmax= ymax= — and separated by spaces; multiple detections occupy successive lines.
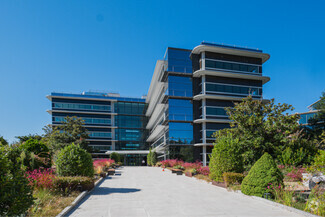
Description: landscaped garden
xmin=0 ymin=117 xmax=122 ymax=217
xmin=153 ymin=92 xmax=325 ymax=216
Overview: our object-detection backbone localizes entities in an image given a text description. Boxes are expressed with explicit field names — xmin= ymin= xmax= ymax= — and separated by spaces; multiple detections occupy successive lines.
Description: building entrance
xmin=124 ymin=154 xmax=147 ymax=166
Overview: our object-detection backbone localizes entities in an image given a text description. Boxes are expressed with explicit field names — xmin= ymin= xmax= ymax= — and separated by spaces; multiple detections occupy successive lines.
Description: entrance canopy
xmin=105 ymin=150 xmax=149 ymax=155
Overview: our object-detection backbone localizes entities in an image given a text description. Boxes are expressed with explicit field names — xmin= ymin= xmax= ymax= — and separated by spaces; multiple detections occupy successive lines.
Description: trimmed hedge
xmin=56 ymin=144 xmax=94 ymax=177
xmin=223 ymin=172 xmax=245 ymax=187
xmin=209 ymin=132 xmax=243 ymax=182
xmin=53 ymin=176 xmax=94 ymax=193
xmin=241 ymin=153 xmax=283 ymax=197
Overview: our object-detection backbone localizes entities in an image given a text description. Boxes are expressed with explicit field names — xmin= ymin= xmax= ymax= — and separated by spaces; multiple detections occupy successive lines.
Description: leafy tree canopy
xmin=216 ymin=96 xmax=316 ymax=169
xmin=43 ymin=116 xmax=89 ymax=152
xmin=0 ymin=136 xmax=8 ymax=146
xmin=16 ymin=134 xmax=42 ymax=143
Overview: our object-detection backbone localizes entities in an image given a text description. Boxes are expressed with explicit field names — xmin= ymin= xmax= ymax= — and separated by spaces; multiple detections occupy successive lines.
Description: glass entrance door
xmin=124 ymin=154 xmax=147 ymax=166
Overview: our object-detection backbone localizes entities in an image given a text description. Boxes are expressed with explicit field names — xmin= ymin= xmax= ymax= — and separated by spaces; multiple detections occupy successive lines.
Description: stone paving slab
xmin=67 ymin=167 xmax=306 ymax=217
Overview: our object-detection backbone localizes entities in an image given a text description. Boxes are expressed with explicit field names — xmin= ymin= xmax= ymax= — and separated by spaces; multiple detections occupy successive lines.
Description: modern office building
xmin=47 ymin=42 xmax=271 ymax=166
xmin=146 ymin=42 xmax=270 ymax=166
xmin=298 ymin=100 xmax=321 ymax=126
xmin=47 ymin=92 xmax=148 ymax=165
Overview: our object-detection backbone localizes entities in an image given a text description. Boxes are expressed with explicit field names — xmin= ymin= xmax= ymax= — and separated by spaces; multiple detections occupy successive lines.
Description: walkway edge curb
xmin=56 ymin=176 xmax=105 ymax=217
xmin=250 ymin=196 xmax=318 ymax=217
xmin=232 ymin=190 xmax=318 ymax=217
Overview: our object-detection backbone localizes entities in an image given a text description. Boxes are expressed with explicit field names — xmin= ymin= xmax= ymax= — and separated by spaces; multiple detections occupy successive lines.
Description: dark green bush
xmin=241 ymin=153 xmax=283 ymax=197
xmin=20 ymin=139 xmax=49 ymax=155
xmin=223 ymin=172 xmax=245 ymax=187
xmin=53 ymin=176 xmax=94 ymax=193
xmin=151 ymin=151 xmax=157 ymax=166
xmin=147 ymin=150 xmax=152 ymax=166
xmin=110 ymin=152 xmax=120 ymax=163
xmin=209 ymin=131 xmax=243 ymax=182
xmin=20 ymin=139 xmax=52 ymax=169
xmin=0 ymin=146 xmax=34 ymax=216
xmin=56 ymin=144 xmax=94 ymax=177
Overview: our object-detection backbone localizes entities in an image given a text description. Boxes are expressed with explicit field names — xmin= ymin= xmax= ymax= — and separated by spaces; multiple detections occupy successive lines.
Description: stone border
xmin=250 ymin=195 xmax=319 ymax=217
xmin=56 ymin=176 xmax=104 ymax=217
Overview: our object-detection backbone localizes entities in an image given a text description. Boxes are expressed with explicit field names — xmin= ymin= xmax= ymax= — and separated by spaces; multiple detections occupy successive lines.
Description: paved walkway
xmin=68 ymin=167 xmax=306 ymax=217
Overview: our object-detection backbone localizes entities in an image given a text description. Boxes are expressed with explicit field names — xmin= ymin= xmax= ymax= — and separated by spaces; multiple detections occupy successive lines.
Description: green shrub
xmin=151 ymin=151 xmax=157 ymax=166
xmin=209 ymin=131 xmax=243 ymax=181
xmin=56 ymin=144 xmax=94 ymax=177
xmin=110 ymin=152 xmax=120 ymax=163
xmin=147 ymin=150 xmax=152 ymax=166
xmin=241 ymin=153 xmax=283 ymax=197
xmin=310 ymin=150 xmax=325 ymax=173
xmin=223 ymin=172 xmax=245 ymax=187
xmin=53 ymin=176 xmax=94 ymax=193
xmin=20 ymin=139 xmax=52 ymax=169
xmin=20 ymin=139 xmax=49 ymax=155
xmin=0 ymin=146 xmax=34 ymax=216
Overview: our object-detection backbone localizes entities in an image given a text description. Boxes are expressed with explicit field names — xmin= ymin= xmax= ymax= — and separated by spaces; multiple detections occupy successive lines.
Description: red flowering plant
xmin=285 ymin=167 xmax=306 ymax=182
xmin=26 ymin=168 xmax=56 ymax=190
xmin=182 ymin=161 xmax=202 ymax=170
xmin=93 ymin=159 xmax=115 ymax=168
xmin=197 ymin=166 xmax=210 ymax=176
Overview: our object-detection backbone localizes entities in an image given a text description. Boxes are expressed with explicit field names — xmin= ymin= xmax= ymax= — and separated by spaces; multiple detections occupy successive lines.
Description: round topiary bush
xmin=241 ymin=152 xmax=283 ymax=197
xmin=56 ymin=143 xmax=94 ymax=177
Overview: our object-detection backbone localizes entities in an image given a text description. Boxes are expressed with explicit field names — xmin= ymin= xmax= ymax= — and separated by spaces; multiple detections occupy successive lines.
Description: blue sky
xmin=1 ymin=0 xmax=324 ymax=143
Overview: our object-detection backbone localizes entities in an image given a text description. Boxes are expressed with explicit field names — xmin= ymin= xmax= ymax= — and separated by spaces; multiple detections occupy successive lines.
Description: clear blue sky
xmin=1 ymin=0 xmax=324 ymax=143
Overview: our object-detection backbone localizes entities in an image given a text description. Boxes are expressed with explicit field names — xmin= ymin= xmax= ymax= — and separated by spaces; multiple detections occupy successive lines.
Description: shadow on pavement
xmin=92 ymin=187 xmax=141 ymax=195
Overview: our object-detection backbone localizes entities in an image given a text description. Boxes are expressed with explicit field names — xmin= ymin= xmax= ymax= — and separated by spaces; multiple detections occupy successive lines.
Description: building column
xmin=201 ymin=52 xmax=206 ymax=70
xmin=202 ymin=145 xmax=207 ymax=166
xmin=111 ymin=101 xmax=116 ymax=151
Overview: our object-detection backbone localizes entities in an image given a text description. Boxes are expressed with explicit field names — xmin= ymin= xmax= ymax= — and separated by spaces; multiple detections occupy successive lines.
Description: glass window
xmin=89 ymin=132 xmax=112 ymax=138
xmin=205 ymin=83 xmax=261 ymax=96
xmin=205 ymin=59 xmax=260 ymax=74
xmin=53 ymin=103 xmax=111 ymax=112
xmin=206 ymin=107 xmax=228 ymax=117
xmin=168 ymin=76 xmax=192 ymax=97
xmin=168 ymin=123 xmax=193 ymax=144
xmin=169 ymin=99 xmax=193 ymax=121
xmin=53 ymin=116 xmax=111 ymax=125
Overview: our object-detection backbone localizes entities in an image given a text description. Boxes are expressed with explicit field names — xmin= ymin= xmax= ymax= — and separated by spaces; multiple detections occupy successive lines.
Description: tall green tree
xmin=0 ymin=136 xmax=8 ymax=146
xmin=215 ymin=96 xmax=316 ymax=169
xmin=16 ymin=134 xmax=42 ymax=143
xmin=43 ymin=116 xmax=89 ymax=152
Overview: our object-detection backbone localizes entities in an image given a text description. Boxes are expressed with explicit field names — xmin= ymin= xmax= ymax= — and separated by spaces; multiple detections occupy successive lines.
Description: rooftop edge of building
xmin=47 ymin=92 xmax=146 ymax=102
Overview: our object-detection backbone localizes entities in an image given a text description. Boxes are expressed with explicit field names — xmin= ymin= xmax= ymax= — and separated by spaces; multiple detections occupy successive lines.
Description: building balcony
xmin=193 ymin=69 xmax=270 ymax=84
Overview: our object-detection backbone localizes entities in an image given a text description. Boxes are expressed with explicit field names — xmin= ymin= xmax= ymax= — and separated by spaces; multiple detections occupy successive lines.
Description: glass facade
xmin=167 ymin=76 xmax=192 ymax=97
xmin=168 ymin=99 xmax=193 ymax=121
xmin=205 ymin=82 xmax=262 ymax=96
xmin=53 ymin=102 xmax=111 ymax=112
xmin=115 ymin=115 xmax=146 ymax=128
xmin=89 ymin=132 xmax=112 ymax=138
xmin=205 ymin=106 xmax=228 ymax=117
xmin=299 ymin=113 xmax=317 ymax=125
xmin=114 ymin=102 xmax=146 ymax=115
xmin=115 ymin=101 xmax=148 ymax=151
xmin=166 ymin=49 xmax=192 ymax=73
xmin=53 ymin=116 xmax=111 ymax=125
xmin=205 ymin=59 xmax=261 ymax=74
xmin=168 ymin=122 xmax=193 ymax=144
